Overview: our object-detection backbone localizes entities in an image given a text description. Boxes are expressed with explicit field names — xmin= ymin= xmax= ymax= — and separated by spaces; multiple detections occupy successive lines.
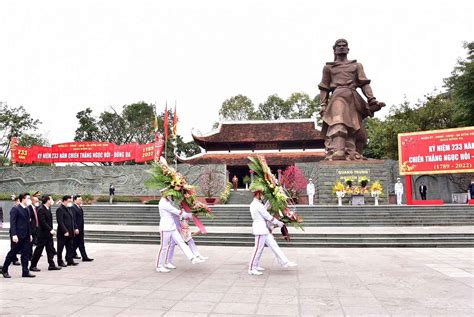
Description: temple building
xmin=178 ymin=119 xmax=326 ymax=188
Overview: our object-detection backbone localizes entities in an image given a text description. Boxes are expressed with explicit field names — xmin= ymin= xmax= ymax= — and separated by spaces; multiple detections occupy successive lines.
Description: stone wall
xmin=297 ymin=160 xmax=392 ymax=204
xmin=0 ymin=164 xmax=227 ymax=197
xmin=297 ymin=160 xmax=473 ymax=204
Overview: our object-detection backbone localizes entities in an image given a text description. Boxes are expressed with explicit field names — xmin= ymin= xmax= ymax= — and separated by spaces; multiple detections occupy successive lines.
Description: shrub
xmin=145 ymin=199 xmax=160 ymax=205
xmin=219 ymin=182 xmax=232 ymax=204
xmin=0 ymin=193 xmax=15 ymax=201
xmin=96 ymin=195 xmax=142 ymax=203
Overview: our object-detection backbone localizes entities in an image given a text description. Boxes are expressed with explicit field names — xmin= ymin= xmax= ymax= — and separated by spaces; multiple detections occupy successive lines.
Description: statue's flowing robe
xmin=318 ymin=60 xmax=373 ymax=134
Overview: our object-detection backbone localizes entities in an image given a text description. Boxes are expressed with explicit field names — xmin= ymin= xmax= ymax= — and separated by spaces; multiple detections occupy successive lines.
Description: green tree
xmin=444 ymin=41 xmax=474 ymax=126
xmin=218 ymin=95 xmax=256 ymax=120
xmin=286 ymin=92 xmax=320 ymax=120
xmin=18 ymin=133 xmax=49 ymax=147
xmin=364 ymin=94 xmax=461 ymax=160
xmin=74 ymin=102 xmax=201 ymax=164
xmin=122 ymin=102 xmax=156 ymax=144
xmin=74 ymin=107 xmax=100 ymax=141
xmin=255 ymin=94 xmax=290 ymax=120
xmin=0 ymin=102 xmax=41 ymax=165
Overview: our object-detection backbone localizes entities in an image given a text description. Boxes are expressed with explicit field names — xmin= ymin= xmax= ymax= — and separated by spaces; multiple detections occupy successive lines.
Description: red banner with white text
xmin=11 ymin=140 xmax=165 ymax=164
xmin=398 ymin=127 xmax=474 ymax=175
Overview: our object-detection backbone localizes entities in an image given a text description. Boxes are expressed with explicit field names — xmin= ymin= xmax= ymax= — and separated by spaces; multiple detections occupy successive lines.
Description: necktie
xmin=33 ymin=206 xmax=39 ymax=226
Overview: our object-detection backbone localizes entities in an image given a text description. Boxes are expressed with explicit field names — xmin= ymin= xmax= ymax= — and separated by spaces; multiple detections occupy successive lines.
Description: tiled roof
xmin=192 ymin=120 xmax=324 ymax=151
xmin=178 ymin=151 xmax=326 ymax=165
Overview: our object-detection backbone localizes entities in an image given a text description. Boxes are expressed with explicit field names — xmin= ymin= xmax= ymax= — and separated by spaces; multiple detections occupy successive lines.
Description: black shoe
xmin=30 ymin=267 xmax=41 ymax=272
xmin=2 ymin=272 xmax=11 ymax=278
xmin=22 ymin=272 xmax=36 ymax=278
xmin=58 ymin=262 xmax=67 ymax=267
xmin=48 ymin=266 xmax=62 ymax=271
xmin=73 ymin=255 xmax=81 ymax=259
xmin=67 ymin=262 xmax=78 ymax=266
xmin=82 ymin=258 xmax=94 ymax=262
xmin=13 ymin=261 xmax=20 ymax=266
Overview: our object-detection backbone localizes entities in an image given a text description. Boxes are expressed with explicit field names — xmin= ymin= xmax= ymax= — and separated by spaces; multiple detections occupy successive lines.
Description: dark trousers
xmin=421 ymin=193 xmax=427 ymax=200
xmin=57 ymin=235 xmax=74 ymax=264
xmin=31 ymin=236 xmax=56 ymax=268
xmin=2 ymin=237 xmax=31 ymax=275
xmin=74 ymin=234 xmax=89 ymax=259
xmin=11 ymin=240 xmax=19 ymax=262
xmin=29 ymin=229 xmax=38 ymax=258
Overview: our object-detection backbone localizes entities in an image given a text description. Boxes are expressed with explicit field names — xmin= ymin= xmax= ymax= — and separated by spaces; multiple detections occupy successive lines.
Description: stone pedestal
xmin=351 ymin=195 xmax=365 ymax=205
xmin=298 ymin=160 xmax=392 ymax=205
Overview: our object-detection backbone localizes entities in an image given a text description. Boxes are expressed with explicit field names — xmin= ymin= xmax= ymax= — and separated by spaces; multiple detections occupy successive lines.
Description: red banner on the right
xmin=398 ymin=127 xmax=474 ymax=175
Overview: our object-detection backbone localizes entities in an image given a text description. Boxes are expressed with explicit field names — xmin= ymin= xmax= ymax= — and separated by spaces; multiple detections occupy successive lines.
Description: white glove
xmin=276 ymin=220 xmax=284 ymax=228
xmin=182 ymin=212 xmax=192 ymax=220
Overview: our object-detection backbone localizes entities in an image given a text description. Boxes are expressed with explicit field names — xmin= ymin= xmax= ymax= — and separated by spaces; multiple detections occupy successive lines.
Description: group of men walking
xmin=1 ymin=193 xmax=93 ymax=278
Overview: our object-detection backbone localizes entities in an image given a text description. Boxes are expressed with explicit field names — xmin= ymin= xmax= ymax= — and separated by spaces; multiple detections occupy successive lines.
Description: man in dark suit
xmin=56 ymin=195 xmax=79 ymax=267
xmin=10 ymin=196 xmax=21 ymax=266
xmin=419 ymin=182 xmax=427 ymax=200
xmin=30 ymin=195 xmax=61 ymax=272
xmin=2 ymin=193 xmax=35 ymax=278
xmin=27 ymin=193 xmax=40 ymax=257
xmin=72 ymin=195 xmax=93 ymax=262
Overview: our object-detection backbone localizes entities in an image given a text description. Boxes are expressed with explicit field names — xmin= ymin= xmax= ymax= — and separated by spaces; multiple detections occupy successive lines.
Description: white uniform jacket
xmin=394 ymin=182 xmax=404 ymax=194
xmin=250 ymin=198 xmax=279 ymax=235
xmin=159 ymin=198 xmax=184 ymax=231
xmin=306 ymin=183 xmax=315 ymax=195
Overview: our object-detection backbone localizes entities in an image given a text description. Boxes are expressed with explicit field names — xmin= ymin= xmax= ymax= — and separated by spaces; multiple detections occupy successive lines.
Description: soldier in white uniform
xmin=306 ymin=178 xmax=315 ymax=205
xmin=394 ymin=177 xmax=404 ymax=205
xmin=164 ymin=216 xmax=208 ymax=270
xmin=156 ymin=196 xmax=203 ymax=273
xmin=248 ymin=189 xmax=297 ymax=276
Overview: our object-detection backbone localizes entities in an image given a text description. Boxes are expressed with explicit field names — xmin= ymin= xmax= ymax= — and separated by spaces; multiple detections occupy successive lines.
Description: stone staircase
xmin=0 ymin=229 xmax=472 ymax=248
xmin=226 ymin=190 xmax=254 ymax=204
xmin=47 ymin=204 xmax=474 ymax=227
xmin=1 ymin=204 xmax=472 ymax=247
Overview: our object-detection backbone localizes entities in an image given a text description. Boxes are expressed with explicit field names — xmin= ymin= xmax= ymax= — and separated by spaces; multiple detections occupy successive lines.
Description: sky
xmin=0 ymin=0 xmax=473 ymax=144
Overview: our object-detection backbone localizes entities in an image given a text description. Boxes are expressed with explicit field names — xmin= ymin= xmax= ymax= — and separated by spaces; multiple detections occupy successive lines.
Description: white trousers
xmin=308 ymin=195 xmax=314 ymax=205
xmin=166 ymin=238 xmax=200 ymax=264
xmin=156 ymin=230 xmax=194 ymax=267
xmin=396 ymin=192 xmax=403 ymax=205
xmin=248 ymin=234 xmax=289 ymax=270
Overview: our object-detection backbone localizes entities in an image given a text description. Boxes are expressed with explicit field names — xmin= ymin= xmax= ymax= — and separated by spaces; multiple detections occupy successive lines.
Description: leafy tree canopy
xmin=74 ymin=102 xmax=200 ymax=164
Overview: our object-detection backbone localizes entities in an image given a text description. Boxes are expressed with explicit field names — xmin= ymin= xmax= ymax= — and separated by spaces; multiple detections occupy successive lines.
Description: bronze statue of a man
xmin=319 ymin=39 xmax=385 ymax=160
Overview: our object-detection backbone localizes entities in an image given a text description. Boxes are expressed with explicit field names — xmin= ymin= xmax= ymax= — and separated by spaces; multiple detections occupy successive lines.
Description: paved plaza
xmin=0 ymin=241 xmax=473 ymax=316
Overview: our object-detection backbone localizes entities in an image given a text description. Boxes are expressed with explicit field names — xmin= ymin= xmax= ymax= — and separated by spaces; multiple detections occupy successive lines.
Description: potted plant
xmin=199 ymin=166 xmax=224 ymax=205
xmin=243 ymin=175 xmax=251 ymax=190
xmin=370 ymin=181 xmax=384 ymax=206
xmin=359 ymin=176 xmax=370 ymax=189
xmin=333 ymin=181 xmax=346 ymax=206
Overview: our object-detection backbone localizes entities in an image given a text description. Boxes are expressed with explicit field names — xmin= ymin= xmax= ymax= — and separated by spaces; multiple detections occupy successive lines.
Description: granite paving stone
xmin=0 ymin=240 xmax=472 ymax=316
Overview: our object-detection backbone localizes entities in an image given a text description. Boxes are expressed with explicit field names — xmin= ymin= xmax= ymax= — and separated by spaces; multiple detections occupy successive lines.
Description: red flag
xmin=172 ymin=104 xmax=178 ymax=138
xmin=10 ymin=137 xmax=18 ymax=164
xmin=164 ymin=102 xmax=169 ymax=142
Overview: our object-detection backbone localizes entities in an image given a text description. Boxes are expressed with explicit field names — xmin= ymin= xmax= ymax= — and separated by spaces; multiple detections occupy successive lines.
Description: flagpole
xmin=164 ymin=101 xmax=168 ymax=163
xmin=174 ymin=100 xmax=178 ymax=171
